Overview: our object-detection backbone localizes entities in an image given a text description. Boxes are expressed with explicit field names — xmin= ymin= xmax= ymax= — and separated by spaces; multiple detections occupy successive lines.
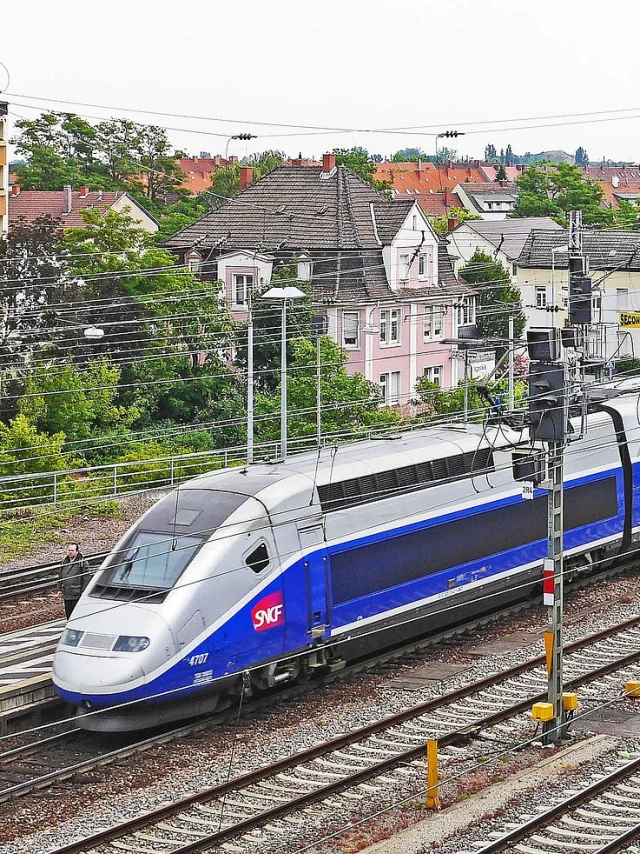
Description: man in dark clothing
xmin=59 ymin=543 xmax=90 ymax=619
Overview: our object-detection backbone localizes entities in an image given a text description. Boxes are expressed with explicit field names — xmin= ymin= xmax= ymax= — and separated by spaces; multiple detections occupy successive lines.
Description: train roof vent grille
xmin=90 ymin=584 xmax=168 ymax=603
xmin=317 ymin=448 xmax=494 ymax=513
xmin=80 ymin=632 xmax=117 ymax=650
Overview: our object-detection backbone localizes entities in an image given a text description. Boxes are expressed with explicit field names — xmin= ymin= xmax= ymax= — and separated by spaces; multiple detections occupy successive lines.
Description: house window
xmin=423 ymin=365 xmax=443 ymax=387
xmin=399 ymin=253 xmax=410 ymax=282
xmin=512 ymin=263 xmax=518 ymax=276
xmin=380 ymin=309 xmax=401 ymax=346
xmin=233 ymin=273 xmax=253 ymax=308
xmin=380 ymin=371 xmax=401 ymax=405
xmin=418 ymin=254 xmax=427 ymax=279
xmin=412 ymin=215 xmax=417 ymax=230
xmin=423 ymin=305 xmax=442 ymax=341
xmin=536 ymin=286 xmax=547 ymax=308
xmin=187 ymin=255 xmax=200 ymax=273
xmin=457 ymin=296 xmax=475 ymax=327
xmin=342 ymin=311 xmax=360 ymax=349
xmin=617 ymin=288 xmax=629 ymax=311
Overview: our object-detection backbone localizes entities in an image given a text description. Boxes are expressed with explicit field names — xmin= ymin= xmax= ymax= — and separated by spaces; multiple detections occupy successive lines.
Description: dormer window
xmin=297 ymin=255 xmax=312 ymax=282
xmin=186 ymin=252 xmax=202 ymax=273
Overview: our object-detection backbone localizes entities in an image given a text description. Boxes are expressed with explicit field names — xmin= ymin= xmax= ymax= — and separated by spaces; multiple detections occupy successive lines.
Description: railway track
xmin=0 ymin=552 xmax=106 ymax=602
xmin=40 ymin=615 xmax=640 ymax=854
xmin=465 ymin=754 xmax=640 ymax=853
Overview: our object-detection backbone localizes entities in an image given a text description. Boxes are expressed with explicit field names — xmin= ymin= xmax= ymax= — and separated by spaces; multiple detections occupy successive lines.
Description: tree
xmin=484 ymin=144 xmax=497 ymax=161
xmin=514 ymin=163 xmax=613 ymax=226
xmin=495 ymin=164 xmax=508 ymax=181
xmin=505 ymin=144 xmax=514 ymax=166
xmin=430 ymin=206 xmax=482 ymax=236
xmin=0 ymin=216 xmax=79 ymax=371
xmin=458 ymin=251 xmax=526 ymax=351
xmin=254 ymin=337 xmax=399 ymax=442
xmin=575 ymin=146 xmax=589 ymax=167
xmin=332 ymin=147 xmax=391 ymax=192
xmin=18 ymin=361 xmax=139 ymax=443
xmin=392 ymin=148 xmax=430 ymax=163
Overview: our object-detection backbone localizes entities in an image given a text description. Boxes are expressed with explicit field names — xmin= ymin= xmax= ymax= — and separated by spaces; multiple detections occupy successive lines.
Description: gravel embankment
xmin=1 ymin=569 xmax=638 ymax=853
xmin=0 ymin=494 xmax=160 ymax=633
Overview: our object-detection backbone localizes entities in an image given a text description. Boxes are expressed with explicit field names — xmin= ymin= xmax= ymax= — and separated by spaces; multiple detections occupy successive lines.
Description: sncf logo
xmin=251 ymin=591 xmax=284 ymax=632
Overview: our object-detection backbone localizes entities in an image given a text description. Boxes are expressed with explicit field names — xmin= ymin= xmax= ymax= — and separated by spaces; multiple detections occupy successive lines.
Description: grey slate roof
xmin=453 ymin=217 xmax=562 ymax=260
xmin=164 ymin=165 xmax=406 ymax=253
xmin=457 ymin=181 xmax=518 ymax=213
xmin=372 ymin=199 xmax=413 ymax=243
xmin=517 ymin=229 xmax=640 ymax=270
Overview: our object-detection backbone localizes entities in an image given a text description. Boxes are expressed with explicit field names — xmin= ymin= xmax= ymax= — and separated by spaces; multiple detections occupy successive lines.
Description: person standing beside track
xmin=58 ymin=543 xmax=90 ymax=619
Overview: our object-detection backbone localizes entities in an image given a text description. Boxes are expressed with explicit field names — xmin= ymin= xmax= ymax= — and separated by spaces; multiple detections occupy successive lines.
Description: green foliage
xmin=332 ymin=147 xmax=391 ymax=192
xmin=392 ymin=148 xmax=432 ymax=163
xmin=255 ymin=337 xmax=400 ymax=443
xmin=0 ymin=502 xmax=121 ymax=561
xmin=514 ymin=164 xmax=612 ymax=226
xmin=430 ymin=207 xmax=482 ymax=236
xmin=19 ymin=361 xmax=139 ymax=442
xmin=12 ymin=111 xmax=181 ymax=200
xmin=495 ymin=164 xmax=508 ymax=181
xmin=415 ymin=376 xmax=527 ymax=419
xmin=459 ymin=251 xmax=526 ymax=348
xmin=154 ymin=195 xmax=210 ymax=242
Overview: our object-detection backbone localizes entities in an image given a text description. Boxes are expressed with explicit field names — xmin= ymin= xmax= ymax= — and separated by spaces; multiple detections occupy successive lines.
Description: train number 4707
xmin=189 ymin=653 xmax=209 ymax=666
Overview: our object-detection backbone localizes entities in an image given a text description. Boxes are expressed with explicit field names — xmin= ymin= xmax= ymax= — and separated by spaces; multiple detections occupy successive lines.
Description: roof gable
xmin=517 ymin=229 xmax=640 ymax=270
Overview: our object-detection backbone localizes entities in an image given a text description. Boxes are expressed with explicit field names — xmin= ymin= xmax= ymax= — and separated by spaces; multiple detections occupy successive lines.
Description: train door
xmin=298 ymin=522 xmax=329 ymax=641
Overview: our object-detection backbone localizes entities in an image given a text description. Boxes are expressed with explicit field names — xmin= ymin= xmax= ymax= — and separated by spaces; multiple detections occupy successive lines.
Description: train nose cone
xmin=53 ymin=650 xmax=145 ymax=693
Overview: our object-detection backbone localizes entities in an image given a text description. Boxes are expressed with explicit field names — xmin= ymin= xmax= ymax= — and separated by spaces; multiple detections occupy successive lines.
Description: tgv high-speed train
xmin=53 ymin=387 xmax=640 ymax=731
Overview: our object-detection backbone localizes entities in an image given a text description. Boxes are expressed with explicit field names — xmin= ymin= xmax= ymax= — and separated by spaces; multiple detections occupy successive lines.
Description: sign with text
xmin=522 ymin=482 xmax=535 ymax=500
xmin=619 ymin=311 xmax=640 ymax=329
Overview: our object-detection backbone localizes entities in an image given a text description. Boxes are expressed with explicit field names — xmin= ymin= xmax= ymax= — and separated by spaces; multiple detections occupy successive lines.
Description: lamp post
xmin=312 ymin=314 xmax=329 ymax=447
xmin=261 ymin=286 xmax=306 ymax=459
xmin=247 ymin=288 xmax=254 ymax=463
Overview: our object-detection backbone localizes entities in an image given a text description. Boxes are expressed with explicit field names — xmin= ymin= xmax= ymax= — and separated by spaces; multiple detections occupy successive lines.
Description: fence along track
xmin=47 ymin=618 xmax=640 ymax=854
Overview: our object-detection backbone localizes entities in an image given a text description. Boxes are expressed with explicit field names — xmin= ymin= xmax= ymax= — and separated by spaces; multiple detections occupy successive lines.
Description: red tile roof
xmin=374 ymin=161 xmax=482 ymax=217
xmin=177 ymin=156 xmax=233 ymax=194
xmin=10 ymin=190 xmax=127 ymax=227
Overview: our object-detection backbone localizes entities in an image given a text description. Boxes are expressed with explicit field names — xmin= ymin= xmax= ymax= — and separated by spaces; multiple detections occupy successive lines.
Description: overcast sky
xmin=2 ymin=0 xmax=640 ymax=163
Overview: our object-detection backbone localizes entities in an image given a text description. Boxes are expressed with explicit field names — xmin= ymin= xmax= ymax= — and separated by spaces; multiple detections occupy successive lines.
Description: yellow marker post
xmin=544 ymin=631 xmax=554 ymax=678
xmin=426 ymin=739 xmax=440 ymax=809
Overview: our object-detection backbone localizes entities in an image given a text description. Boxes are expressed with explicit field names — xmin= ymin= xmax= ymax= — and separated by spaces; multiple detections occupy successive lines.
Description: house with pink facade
xmin=164 ymin=155 xmax=476 ymax=405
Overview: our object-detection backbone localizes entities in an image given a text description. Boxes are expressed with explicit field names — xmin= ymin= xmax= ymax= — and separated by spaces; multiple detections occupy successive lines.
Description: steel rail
xmin=472 ymin=755 xmax=640 ymax=853
xmin=0 ymin=552 xmax=107 ymax=601
xmin=47 ymin=616 xmax=640 ymax=854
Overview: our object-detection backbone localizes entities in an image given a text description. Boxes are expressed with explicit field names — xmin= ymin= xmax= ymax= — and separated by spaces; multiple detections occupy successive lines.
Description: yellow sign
xmin=619 ymin=311 xmax=640 ymax=328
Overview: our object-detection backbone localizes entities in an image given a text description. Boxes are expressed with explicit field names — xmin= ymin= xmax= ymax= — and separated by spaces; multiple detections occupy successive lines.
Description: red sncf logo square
xmin=251 ymin=591 xmax=284 ymax=632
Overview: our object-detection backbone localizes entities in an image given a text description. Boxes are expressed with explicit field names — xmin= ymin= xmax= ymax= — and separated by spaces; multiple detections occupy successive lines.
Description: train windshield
xmin=106 ymin=532 xmax=202 ymax=590
xmin=97 ymin=488 xmax=248 ymax=593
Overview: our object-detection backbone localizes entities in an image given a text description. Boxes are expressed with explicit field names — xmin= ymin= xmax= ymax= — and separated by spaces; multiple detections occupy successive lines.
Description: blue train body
xmin=53 ymin=393 xmax=640 ymax=731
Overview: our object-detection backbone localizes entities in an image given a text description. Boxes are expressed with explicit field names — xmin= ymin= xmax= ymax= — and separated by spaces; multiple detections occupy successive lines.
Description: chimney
xmin=447 ymin=217 xmax=458 ymax=232
xmin=467 ymin=166 xmax=472 ymax=180
xmin=79 ymin=186 xmax=89 ymax=198
xmin=239 ymin=166 xmax=254 ymax=191
xmin=322 ymin=153 xmax=336 ymax=174
xmin=63 ymin=185 xmax=73 ymax=214
xmin=11 ymin=184 xmax=20 ymax=196
xmin=97 ymin=189 xmax=103 ymax=200
xmin=443 ymin=188 xmax=451 ymax=206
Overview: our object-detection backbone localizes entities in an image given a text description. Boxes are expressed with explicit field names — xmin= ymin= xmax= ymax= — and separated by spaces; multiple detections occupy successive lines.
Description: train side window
xmin=246 ymin=543 xmax=270 ymax=574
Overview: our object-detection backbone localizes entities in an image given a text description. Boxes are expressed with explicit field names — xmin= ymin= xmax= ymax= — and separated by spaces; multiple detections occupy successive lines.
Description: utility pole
xmin=529 ymin=210 xmax=585 ymax=744
xmin=246 ymin=287 xmax=254 ymax=463
xmin=508 ymin=315 xmax=515 ymax=411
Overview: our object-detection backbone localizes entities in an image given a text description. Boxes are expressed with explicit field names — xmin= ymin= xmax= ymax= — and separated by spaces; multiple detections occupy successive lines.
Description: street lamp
xmin=225 ymin=133 xmax=257 ymax=161
xmin=83 ymin=326 xmax=104 ymax=340
xmin=261 ymin=286 xmax=306 ymax=459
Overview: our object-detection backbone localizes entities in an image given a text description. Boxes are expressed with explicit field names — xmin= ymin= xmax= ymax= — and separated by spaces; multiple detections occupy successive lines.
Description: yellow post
xmin=544 ymin=631 xmax=554 ymax=679
xmin=426 ymin=739 xmax=440 ymax=809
